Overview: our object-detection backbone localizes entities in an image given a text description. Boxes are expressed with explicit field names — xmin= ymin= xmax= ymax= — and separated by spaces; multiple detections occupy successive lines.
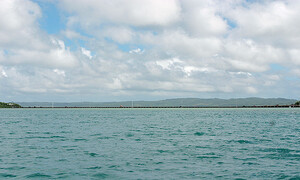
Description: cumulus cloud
xmin=181 ymin=0 xmax=228 ymax=37
xmin=102 ymin=26 xmax=135 ymax=44
xmin=0 ymin=0 xmax=49 ymax=50
xmin=1 ymin=70 xmax=8 ymax=78
xmin=226 ymin=1 xmax=300 ymax=47
xmin=60 ymin=0 xmax=181 ymax=27
xmin=81 ymin=47 xmax=93 ymax=59
xmin=1 ymin=39 xmax=78 ymax=68
xmin=1 ymin=0 xmax=300 ymax=101
xmin=129 ymin=48 xmax=144 ymax=54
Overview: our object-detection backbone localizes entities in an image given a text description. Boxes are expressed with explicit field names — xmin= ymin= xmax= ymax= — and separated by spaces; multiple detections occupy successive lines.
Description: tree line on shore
xmin=0 ymin=102 xmax=22 ymax=108
xmin=1 ymin=99 xmax=299 ymax=108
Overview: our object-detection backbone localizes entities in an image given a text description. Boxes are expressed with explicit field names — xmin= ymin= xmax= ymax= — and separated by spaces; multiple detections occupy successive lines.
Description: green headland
xmin=0 ymin=102 xmax=22 ymax=108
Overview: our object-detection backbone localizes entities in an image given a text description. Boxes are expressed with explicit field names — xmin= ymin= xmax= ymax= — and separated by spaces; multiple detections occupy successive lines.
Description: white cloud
xmin=0 ymin=1 xmax=78 ymax=69
xmin=181 ymin=0 xmax=228 ymax=37
xmin=81 ymin=47 xmax=93 ymax=59
xmin=103 ymin=26 xmax=134 ymax=44
xmin=155 ymin=58 xmax=181 ymax=70
xmin=0 ymin=39 xmax=78 ymax=68
xmin=1 ymin=70 xmax=8 ymax=78
xmin=60 ymin=0 xmax=181 ymax=27
xmin=225 ymin=1 xmax=300 ymax=48
xmin=0 ymin=0 xmax=46 ymax=50
xmin=141 ymin=30 xmax=222 ymax=58
xmin=129 ymin=48 xmax=144 ymax=54
xmin=53 ymin=69 xmax=66 ymax=77
xmin=246 ymin=86 xmax=258 ymax=94
xmin=1 ymin=0 xmax=300 ymax=101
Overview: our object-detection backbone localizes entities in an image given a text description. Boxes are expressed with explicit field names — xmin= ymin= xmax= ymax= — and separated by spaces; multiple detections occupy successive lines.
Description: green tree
xmin=0 ymin=102 xmax=22 ymax=108
xmin=295 ymin=101 xmax=300 ymax=106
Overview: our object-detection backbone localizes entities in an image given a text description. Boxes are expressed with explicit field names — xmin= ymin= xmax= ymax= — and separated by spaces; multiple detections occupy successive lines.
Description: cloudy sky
xmin=0 ymin=0 xmax=299 ymax=102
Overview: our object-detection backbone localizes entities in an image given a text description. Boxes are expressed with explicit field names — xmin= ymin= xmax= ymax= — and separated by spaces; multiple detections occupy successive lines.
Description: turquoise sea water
xmin=0 ymin=108 xmax=299 ymax=179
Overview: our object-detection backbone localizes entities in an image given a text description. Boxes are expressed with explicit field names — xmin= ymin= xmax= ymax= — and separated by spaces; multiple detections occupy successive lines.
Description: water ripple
xmin=0 ymin=108 xmax=299 ymax=179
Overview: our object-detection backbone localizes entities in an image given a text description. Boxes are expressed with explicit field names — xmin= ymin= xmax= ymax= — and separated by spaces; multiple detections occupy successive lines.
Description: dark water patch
xmin=25 ymin=173 xmax=51 ymax=178
xmin=55 ymin=173 xmax=69 ymax=179
xmin=170 ymin=132 xmax=180 ymax=135
xmin=85 ymin=152 xmax=98 ymax=157
xmin=90 ymin=133 xmax=102 ymax=136
xmin=0 ymin=173 xmax=17 ymax=178
xmin=93 ymin=173 xmax=108 ymax=179
xmin=5 ymin=121 xmax=21 ymax=124
xmin=125 ymin=133 xmax=134 ymax=137
xmin=62 ymin=145 xmax=77 ymax=148
xmin=205 ymin=152 xmax=216 ymax=155
xmin=24 ymin=136 xmax=50 ymax=139
xmin=289 ymin=176 xmax=300 ymax=180
xmin=155 ymin=162 xmax=164 ymax=164
xmin=195 ymin=145 xmax=210 ymax=149
xmin=85 ymin=166 xmax=102 ymax=169
xmin=227 ymin=140 xmax=253 ymax=144
xmin=55 ymin=172 xmax=66 ymax=176
xmin=130 ymin=129 xmax=142 ymax=132
xmin=259 ymin=148 xmax=295 ymax=153
xmin=259 ymin=148 xmax=300 ymax=160
xmin=36 ymin=156 xmax=49 ymax=159
xmin=26 ymin=131 xmax=39 ymax=134
xmin=66 ymin=148 xmax=76 ymax=151
xmin=197 ymin=156 xmax=220 ymax=159
xmin=157 ymin=150 xmax=174 ymax=154
xmin=60 ymin=131 xmax=72 ymax=134
xmin=135 ymin=138 xmax=141 ymax=141
xmin=28 ymin=146 xmax=37 ymax=149
xmin=243 ymin=157 xmax=258 ymax=161
xmin=194 ymin=132 xmax=205 ymax=136
xmin=236 ymin=140 xmax=253 ymax=144
xmin=50 ymin=135 xmax=66 ymax=138
xmin=97 ymin=136 xmax=112 ymax=140
xmin=143 ymin=133 xmax=155 ymax=136
xmin=74 ymin=172 xmax=88 ymax=177
xmin=242 ymin=162 xmax=259 ymax=165
xmin=280 ymin=137 xmax=292 ymax=140
xmin=74 ymin=138 xmax=88 ymax=142
xmin=58 ymin=159 xmax=68 ymax=162
xmin=256 ymin=138 xmax=272 ymax=142
xmin=263 ymin=153 xmax=300 ymax=160
xmin=109 ymin=165 xmax=120 ymax=169
xmin=1 ymin=166 xmax=26 ymax=170
xmin=276 ymin=174 xmax=290 ymax=179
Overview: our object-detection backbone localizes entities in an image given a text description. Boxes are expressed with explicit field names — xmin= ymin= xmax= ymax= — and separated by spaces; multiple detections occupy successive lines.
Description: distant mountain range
xmin=17 ymin=98 xmax=298 ymax=107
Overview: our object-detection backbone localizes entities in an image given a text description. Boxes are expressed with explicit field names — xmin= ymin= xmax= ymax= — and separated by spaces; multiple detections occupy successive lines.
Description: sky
xmin=0 ymin=0 xmax=300 ymax=102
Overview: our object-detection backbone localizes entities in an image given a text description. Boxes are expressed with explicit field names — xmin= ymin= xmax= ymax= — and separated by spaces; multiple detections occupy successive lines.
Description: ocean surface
xmin=0 ymin=108 xmax=299 ymax=179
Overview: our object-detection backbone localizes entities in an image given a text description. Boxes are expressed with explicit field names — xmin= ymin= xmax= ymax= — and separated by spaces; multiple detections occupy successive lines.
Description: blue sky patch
xmin=270 ymin=63 xmax=286 ymax=71
xmin=36 ymin=1 xmax=65 ymax=34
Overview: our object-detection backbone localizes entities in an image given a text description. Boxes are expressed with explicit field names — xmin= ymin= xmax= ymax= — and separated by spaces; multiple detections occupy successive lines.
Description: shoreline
xmin=18 ymin=105 xmax=300 ymax=108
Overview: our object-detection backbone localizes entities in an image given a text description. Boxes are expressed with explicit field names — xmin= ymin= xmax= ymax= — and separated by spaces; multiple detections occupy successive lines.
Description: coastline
xmin=20 ymin=105 xmax=300 ymax=108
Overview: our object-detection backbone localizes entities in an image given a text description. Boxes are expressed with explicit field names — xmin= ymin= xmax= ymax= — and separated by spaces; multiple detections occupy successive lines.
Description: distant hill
xmin=0 ymin=102 xmax=22 ymax=108
xmin=17 ymin=98 xmax=298 ymax=107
